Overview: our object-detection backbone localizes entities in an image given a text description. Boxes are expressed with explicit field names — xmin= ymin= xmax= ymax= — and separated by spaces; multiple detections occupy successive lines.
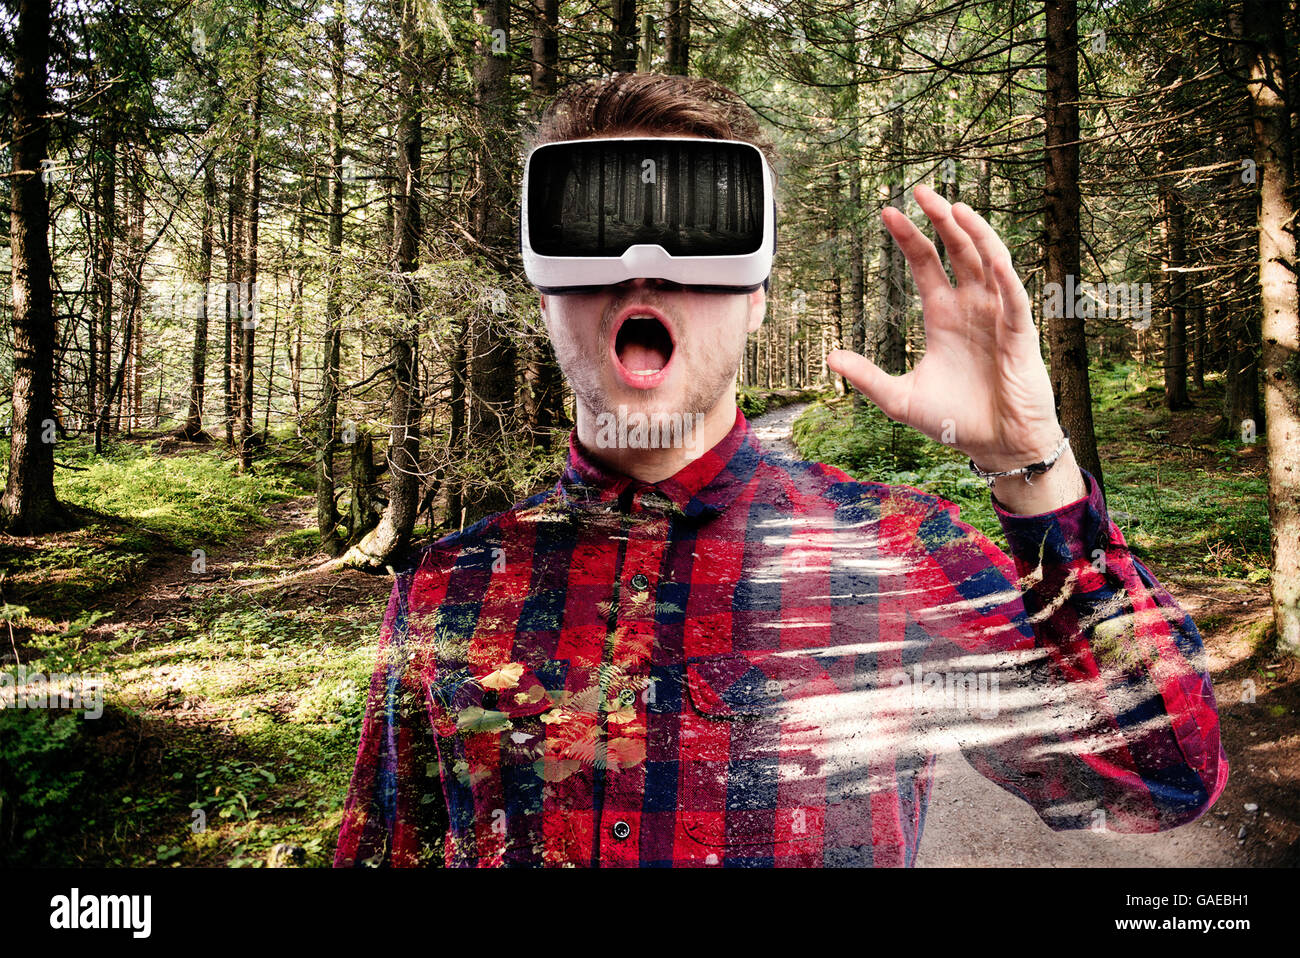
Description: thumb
xmin=826 ymin=349 xmax=910 ymax=421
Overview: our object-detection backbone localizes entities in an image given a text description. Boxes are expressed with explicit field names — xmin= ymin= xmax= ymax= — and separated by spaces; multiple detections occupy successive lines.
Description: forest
xmin=0 ymin=0 xmax=1297 ymax=867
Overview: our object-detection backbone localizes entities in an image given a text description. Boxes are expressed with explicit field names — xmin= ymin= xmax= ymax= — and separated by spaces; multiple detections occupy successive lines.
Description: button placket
xmin=596 ymin=496 xmax=666 ymax=866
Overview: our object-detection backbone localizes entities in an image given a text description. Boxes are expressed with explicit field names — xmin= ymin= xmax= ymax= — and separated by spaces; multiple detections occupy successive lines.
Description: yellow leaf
xmin=607 ymin=737 xmax=647 ymax=770
xmin=606 ymin=705 xmax=636 ymax=725
xmin=480 ymin=663 xmax=525 ymax=691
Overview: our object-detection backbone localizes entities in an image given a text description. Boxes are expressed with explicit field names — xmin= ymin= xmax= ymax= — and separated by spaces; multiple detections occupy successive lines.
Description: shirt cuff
xmin=992 ymin=468 xmax=1111 ymax=566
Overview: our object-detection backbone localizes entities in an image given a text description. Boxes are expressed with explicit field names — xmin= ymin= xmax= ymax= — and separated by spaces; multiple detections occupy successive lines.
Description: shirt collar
xmin=556 ymin=405 xmax=761 ymax=519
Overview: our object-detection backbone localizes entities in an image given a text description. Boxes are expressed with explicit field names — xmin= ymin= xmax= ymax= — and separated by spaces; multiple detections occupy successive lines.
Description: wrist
xmin=968 ymin=428 xmax=1070 ymax=483
xmin=990 ymin=445 xmax=1087 ymax=515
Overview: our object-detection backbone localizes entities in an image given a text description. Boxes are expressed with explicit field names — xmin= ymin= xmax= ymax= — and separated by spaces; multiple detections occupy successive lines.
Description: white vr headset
xmin=520 ymin=136 xmax=777 ymax=293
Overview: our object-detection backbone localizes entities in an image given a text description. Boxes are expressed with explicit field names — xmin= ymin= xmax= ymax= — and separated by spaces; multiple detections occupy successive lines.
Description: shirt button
xmin=617 ymin=688 xmax=636 ymax=707
xmin=611 ymin=820 xmax=631 ymax=840
xmin=630 ymin=573 xmax=649 ymax=591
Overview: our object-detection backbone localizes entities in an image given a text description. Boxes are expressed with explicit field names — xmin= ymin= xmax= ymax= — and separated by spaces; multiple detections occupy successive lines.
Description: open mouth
xmin=611 ymin=308 xmax=675 ymax=388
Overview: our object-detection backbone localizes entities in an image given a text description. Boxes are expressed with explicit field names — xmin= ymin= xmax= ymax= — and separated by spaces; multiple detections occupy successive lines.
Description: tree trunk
xmin=975 ymin=152 xmax=992 ymax=219
xmin=238 ymin=0 xmax=265 ymax=470
xmin=290 ymin=206 xmax=305 ymax=430
xmin=225 ymin=161 xmax=244 ymax=446
xmin=131 ymin=147 xmax=147 ymax=434
xmin=125 ymin=146 xmax=145 ymax=436
xmin=638 ymin=12 xmax=654 ymax=71
xmin=1223 ymin=287 xmax=1264 ymax=432
xmin=317 ymin=0 xmax=346 ymax=549
xmin=466 ymin=0 xmax=518 ymax=523
xmin=131 ymin=282 xmax=143 ymax=432
xmin=1237 ymin=0 xmax=1300 ymax=654
xmin=346 ymin=0 xmax=424 ymax=568
xmin=877 ymin=108 xmax=908 ymax=376
xmin=531 ymin=0 xmax=559 ymax=95
xmin=664 ymin=0 xmax=690 ymax=74
xmin=1044 ymin=0 xmax=1105 ymax=489
xmin=346 ymin=432 xmax=379 ymax=544
xmin=611 ymin=0 xmax=637 ymax=72
xmin=2 ymin=0 xmax=65 ymax=532
xmin=181 ymin=158 xmax=217 ymax=439
xmin=91 ymin=122 xmax=116 ymax=453
xmin=1159 ymin=186 xmax=1191 ymax=409
xmin=527 ymin=0 xmax=566 ymax=442
xmin=1191 ymin=285 xmax=1206 ymax=391
xmin=848 ymin=133 xmax=866 ymax=406
xmin=262 ymin=307 xmax=278 ymax=435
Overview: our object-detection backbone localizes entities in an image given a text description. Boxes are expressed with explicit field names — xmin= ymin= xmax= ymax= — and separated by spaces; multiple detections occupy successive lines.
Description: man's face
xmin=540 ymin=279 xmax=766 ymax=427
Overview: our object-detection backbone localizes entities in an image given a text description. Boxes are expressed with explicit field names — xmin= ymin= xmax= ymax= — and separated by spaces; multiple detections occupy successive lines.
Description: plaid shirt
xmin=335 ymin=406 xmax=1227 ymax=867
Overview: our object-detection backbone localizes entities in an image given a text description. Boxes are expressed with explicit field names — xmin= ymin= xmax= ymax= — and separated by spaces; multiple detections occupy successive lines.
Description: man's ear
xmin=745 ymin=284 xmax=767 ymax=334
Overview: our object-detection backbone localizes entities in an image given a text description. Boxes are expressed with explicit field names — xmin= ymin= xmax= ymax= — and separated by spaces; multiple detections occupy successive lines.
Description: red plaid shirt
xmin=335 ymin=406 xmax=1227 ymax=867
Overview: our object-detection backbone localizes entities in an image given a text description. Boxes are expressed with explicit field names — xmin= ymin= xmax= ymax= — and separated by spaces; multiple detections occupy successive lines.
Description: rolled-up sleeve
xmin=905 ymin=469 xmax=1229 ymax=832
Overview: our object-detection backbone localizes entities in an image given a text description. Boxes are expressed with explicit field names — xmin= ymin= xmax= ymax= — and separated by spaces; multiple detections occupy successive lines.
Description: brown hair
xmin=527 ymin=72 xmax=776 ymax=170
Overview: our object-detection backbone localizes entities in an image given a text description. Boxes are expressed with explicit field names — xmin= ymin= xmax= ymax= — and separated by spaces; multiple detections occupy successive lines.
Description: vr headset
xmin=521 ymin=136 xmax=776 ymax=294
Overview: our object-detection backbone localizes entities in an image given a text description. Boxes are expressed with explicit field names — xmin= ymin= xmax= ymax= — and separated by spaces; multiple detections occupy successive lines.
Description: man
xmin=335 ymin=72 xmax=1227 ymax=868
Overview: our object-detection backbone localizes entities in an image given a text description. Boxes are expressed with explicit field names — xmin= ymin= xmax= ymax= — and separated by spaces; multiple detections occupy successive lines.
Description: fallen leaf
xmin=456 ymin=706 xmax=513 ymax=734
xmin=480 ymin=663 xmax=526 ymax=691
xmin=514 ymin=682 xmax=546 ymax=706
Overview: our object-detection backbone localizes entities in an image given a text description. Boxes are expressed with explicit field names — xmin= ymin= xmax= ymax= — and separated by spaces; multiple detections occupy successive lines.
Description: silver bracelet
xmin=968 ymin=429 xmax=1071 ymax=488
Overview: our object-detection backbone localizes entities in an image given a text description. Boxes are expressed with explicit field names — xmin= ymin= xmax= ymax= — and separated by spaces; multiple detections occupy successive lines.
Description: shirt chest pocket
xmin=679 ymin=652 xmax=829 ymax=860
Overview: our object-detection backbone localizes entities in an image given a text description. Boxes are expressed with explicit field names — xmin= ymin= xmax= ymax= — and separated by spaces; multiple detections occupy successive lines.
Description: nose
xmin=611 ymin=277 xmax=684 ymax=292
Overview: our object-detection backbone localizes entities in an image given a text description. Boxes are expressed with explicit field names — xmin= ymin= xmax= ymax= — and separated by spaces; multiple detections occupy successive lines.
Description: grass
xmin=0 ymin=429 xmax=377 ymax=866
xmin=792 ymin=394 xmax=1005 ymax=547
xmin=1087 ymin=361 xmax=1270 ymax=579
xmin=2 ymin=510 xmax=385 ymax=867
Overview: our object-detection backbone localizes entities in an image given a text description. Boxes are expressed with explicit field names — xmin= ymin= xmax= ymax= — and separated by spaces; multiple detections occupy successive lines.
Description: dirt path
xmin=84 ymin=494 xmax=382 ymax=653
xmin=750 ymin=401 xmax=810 ymax=459
xmin=85 ymin=496 xmax=318 ymax=637
xmin=746 ymin=401 xmax=1290 ymax=867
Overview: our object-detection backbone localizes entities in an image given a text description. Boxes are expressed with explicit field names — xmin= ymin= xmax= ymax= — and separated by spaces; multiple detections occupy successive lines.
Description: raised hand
xmin=825 ymin=184 xmax=1085 ymax=513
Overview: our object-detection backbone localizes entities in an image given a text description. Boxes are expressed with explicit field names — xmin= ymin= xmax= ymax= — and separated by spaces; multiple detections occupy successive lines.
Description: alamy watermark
xmin=890 ymin=664 xmax=1000 ymax=719
xmin=155 ymin=281 xmax=258 ymax=329
xmin=1 ymin=667 xmax=106 ymax=719
xmin=593 ymin=406 xmax=707 ymax=460
xmin=1042 ymin=276 xmax=1151 ymax=330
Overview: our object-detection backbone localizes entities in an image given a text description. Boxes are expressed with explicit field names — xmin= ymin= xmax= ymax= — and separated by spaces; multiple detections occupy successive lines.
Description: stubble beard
xmin=560 ymin=295 xmax=746 ymax=427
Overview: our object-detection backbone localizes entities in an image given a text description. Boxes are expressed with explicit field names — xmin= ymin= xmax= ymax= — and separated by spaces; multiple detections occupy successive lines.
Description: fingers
xmin=914 ymin=184 xmax=984 ymax=287
xmin=826 ymin=349 xmax=910 ymax=422
xmin=950 ymin=202 xmax=1033 ymax=330
xmin=881 ymin=205 xmax=952 ymax=303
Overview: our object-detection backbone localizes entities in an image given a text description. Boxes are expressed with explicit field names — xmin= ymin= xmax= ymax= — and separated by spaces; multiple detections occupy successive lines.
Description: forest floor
xmin=1 ymin=435 xmax=387 ymax=866
xmin=1 ymin=367 xmax=1295 ymax=867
